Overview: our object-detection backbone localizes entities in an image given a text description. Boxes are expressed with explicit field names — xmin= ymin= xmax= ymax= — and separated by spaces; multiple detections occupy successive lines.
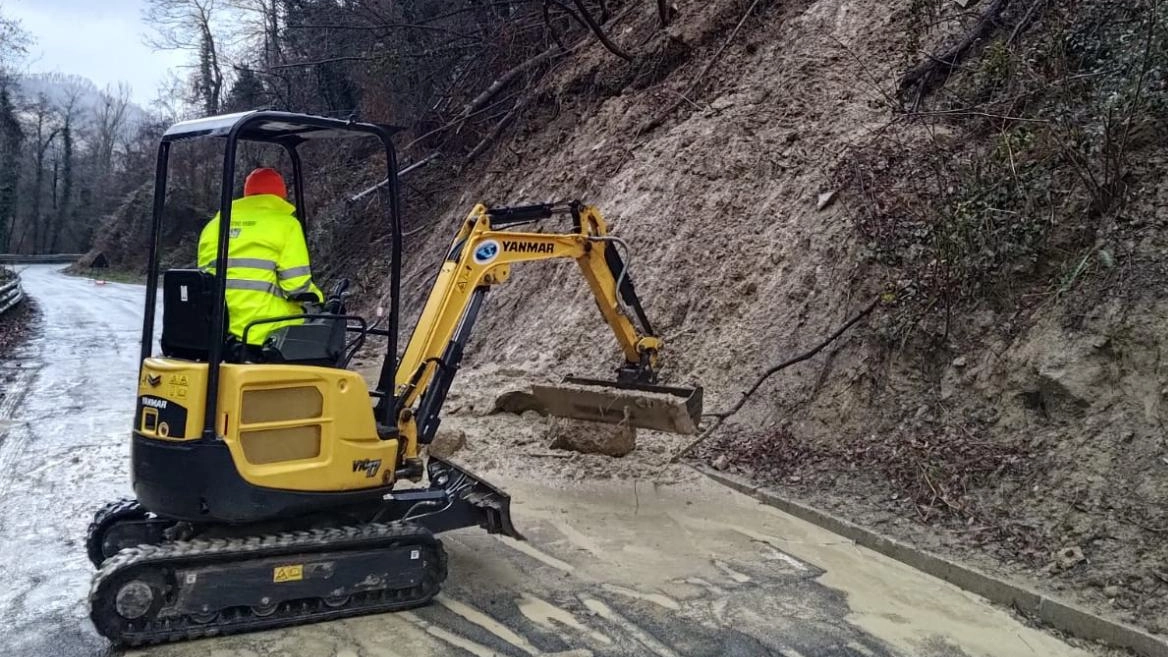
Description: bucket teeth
xmin=531 ymin=377 xmax=702 ymax=435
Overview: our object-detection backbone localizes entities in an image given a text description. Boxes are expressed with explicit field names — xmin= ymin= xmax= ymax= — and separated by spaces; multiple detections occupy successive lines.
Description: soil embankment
xmin=375 ymin=0 xmax=1168 ymax=638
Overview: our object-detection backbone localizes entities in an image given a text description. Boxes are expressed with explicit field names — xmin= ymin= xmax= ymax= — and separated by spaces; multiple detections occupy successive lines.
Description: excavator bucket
xmin=531 ymin=377 xmax=703 ymax=435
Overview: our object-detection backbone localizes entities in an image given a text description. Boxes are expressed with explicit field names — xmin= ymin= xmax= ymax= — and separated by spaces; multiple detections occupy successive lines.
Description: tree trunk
xmin=51 ymin=123 xmax=72 ymax=252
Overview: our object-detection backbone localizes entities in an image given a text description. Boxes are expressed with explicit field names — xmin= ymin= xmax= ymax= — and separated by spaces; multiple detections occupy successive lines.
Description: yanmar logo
xmin=142 ymin=397 xmax=168 ymax=410
xmin=503 ymin=240 xmax=553 ymax=254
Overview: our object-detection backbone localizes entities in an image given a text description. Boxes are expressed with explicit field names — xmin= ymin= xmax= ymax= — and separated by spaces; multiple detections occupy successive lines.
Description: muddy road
xmin=0 ymin=266 xmax=1097 ymax=657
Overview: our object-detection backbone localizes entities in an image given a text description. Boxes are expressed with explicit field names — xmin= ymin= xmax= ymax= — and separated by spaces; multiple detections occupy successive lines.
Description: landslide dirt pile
xmin=378 ymin=0 xmax=1168 ymax=638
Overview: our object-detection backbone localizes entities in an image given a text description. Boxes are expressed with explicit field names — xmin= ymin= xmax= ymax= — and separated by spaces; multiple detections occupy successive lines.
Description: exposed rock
xmin=710 ymin=96 xmax=735 ymax=110
xmin=492 ymin=389 xmax=546 ymax=415
xmin=547 ymin=418 xmax=636 ymax=457
xmin=1055 ymin=545 xmax=1086 ymax=570
xmin=429 ymin=429 xmax=467 ymax=459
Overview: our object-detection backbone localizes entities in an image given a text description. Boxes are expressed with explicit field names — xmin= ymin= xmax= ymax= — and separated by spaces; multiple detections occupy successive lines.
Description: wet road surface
xmin=0 ymin=266 xmax=1096 ymax=657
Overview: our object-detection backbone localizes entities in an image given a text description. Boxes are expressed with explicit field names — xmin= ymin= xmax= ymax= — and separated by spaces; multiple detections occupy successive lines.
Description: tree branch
xmin=270 ymin=55 xmax=376 ymax=70
xmin=465 ymin=94 xmax=536 ymax=163
xmin=670 ymin=296 xmax=881 ymax=462
xmin=460 ymin=47 xmax=562 ymax=117
xmin=569 ymin=0 xmax=632 ymax=61
xmin=897 ymin=0 xmax=1013 ymax=106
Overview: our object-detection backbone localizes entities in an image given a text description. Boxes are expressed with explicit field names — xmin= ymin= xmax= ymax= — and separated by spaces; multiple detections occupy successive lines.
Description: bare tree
xmin=47 ymin=81 xmax=86 ymax=252
xmin=229 ymin=0 xmax=282 ymax=69
xmin=145 ymin=0 xmax=226 ymax=114
xmin=94 ymin=83 xmax=132 ymax=182
xmin=0 ymin=9 xmax=29 ymax=74
xmin=21 ymin=94 xmax=60 ymax=253
xmin=0 ymin=10 xmax=26 ymax=251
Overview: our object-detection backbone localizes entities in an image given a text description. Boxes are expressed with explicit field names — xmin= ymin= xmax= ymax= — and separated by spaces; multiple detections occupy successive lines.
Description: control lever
xmin=324 ymin=278 xmax=351 ymax=314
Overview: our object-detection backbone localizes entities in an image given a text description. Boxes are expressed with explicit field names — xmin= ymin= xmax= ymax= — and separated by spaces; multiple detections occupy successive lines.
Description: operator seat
xmin=160 ymin=269 xmax=345 ymax=367
xmin=160 ymin=269 xmax=223 ymax=361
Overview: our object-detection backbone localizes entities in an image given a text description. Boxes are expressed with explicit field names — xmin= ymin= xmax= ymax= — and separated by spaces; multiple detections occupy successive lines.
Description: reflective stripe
xmin=225 ymin=278 xmax=283 ymax=297
xmin=200 ymin=258 xmax=279 ymax=271
xmin=285 ymin=281 xmax=315 ymax=296
xmin=278 ymin=265 xmax=312 ymax=279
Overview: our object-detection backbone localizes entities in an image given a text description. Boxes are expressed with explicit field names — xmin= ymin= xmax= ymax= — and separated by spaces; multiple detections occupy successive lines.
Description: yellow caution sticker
xmin=273 ymin=565 xmax=304 ymax=583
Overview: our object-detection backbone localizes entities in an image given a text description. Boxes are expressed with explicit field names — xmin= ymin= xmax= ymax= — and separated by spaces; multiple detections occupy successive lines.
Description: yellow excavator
xmin=85 ymin=110 xmax=701 ymax=645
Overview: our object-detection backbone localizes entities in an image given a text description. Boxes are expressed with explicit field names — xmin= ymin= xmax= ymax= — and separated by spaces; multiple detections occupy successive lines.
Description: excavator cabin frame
xmin=140 ymin=110 xmax=406 ymax=438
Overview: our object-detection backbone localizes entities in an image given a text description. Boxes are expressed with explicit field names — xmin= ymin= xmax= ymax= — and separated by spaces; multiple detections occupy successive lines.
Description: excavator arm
xmin=388 ymin=201 xmax=696 ymax=454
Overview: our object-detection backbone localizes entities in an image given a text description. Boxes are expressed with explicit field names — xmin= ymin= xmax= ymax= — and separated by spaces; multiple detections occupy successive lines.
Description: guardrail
xmin=0 ymin=253 xmax=82 ymax=264
xmin=0 ymin=274 xmax=23 ymax=316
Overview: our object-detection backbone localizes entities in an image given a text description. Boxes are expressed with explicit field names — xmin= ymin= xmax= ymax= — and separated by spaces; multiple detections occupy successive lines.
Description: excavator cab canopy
xmin=140 ymin=110 xmax=405 ymax=440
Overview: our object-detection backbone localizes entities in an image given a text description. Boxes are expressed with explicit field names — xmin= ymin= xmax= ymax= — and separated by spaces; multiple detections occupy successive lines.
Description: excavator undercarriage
xmin=86 ymin=457 xmax=515 ymax=645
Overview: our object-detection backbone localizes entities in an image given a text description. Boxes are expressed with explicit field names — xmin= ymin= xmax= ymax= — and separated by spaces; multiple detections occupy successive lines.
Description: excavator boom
xmin=392 ymin=201 xmax=701 ymax=442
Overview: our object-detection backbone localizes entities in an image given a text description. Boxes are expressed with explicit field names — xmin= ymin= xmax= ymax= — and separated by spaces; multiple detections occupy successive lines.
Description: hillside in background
xmin=15 ymin=73 xmax=148 ymax=134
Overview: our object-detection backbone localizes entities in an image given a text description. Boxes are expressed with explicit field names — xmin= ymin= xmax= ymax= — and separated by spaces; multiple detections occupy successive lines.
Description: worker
xmin=198 ymin=167 xmax=323 ymax=356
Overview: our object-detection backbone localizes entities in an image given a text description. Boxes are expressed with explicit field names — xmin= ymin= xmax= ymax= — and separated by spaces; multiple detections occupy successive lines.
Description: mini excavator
xmin=85 ymin=110 xmax=701 ymax=645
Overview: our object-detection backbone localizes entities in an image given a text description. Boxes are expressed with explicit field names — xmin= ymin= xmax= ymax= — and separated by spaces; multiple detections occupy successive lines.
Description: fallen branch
xmin=637 ymin=0 xmax=764 ymax=136
xmin=460 ymin=48 xmax=563 ymax=118
xmin=465 ymin=94 xmax=537 ymax=163
xmin=670 ymin=295 xmax=881 ymax=462
xmin=1007 ymin=0 xmax=1049 ymax=44
xmin=897 ymin=0 xmax=1012 ymax=106
xmin=270 ymin=55 xmax=375 ymax=69
xmin=404 ymin=91 xmax=522 ymax=152
xmin=657 ymin=0 xmax=673 ymax=27
xmin=570 ymin=0 xmax=633 ymax=61
xmin=526 ymin=450 xmax=576 ymax=458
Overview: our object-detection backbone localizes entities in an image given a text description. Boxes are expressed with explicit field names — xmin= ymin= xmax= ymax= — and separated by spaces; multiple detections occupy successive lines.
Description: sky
xmin=6 ymin=0 xmax=187 ymax=106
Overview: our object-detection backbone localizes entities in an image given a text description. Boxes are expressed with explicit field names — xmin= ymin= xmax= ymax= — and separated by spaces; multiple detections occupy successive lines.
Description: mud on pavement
xmin=126 ymin=475 xmax=1100 ymax=657
xmin=0 ymin=268 xmax=1105 ymax=657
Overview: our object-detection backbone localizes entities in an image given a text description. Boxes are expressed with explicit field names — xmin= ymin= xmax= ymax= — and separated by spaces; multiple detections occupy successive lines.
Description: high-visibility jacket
xmin=197 ymin=194 xmax=323 ymax=346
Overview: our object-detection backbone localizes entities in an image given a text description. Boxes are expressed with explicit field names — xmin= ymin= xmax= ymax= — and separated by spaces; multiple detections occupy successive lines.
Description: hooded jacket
xmin=197 ymin=194 xmax=323 ymax=345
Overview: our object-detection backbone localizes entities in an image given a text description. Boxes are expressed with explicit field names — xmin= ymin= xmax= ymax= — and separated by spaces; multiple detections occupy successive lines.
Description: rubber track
xmin=85 ymin=498 xmax=148 ymax=567
xmin=89 ymin=521 xmax=447 ymax=646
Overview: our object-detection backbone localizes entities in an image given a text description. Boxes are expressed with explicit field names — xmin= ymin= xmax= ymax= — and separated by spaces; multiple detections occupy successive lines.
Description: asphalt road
xmin=0 ymin=265 xmax=1097 ymax=657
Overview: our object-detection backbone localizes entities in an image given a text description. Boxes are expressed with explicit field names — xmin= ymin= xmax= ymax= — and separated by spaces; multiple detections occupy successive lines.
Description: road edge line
xmin=695 ymin=465 xmax=1168 ymax=657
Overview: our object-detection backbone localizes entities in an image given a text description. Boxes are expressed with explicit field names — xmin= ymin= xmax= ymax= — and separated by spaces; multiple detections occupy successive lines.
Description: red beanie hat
xmin=243 ymin=167 xmax=287 ymax=199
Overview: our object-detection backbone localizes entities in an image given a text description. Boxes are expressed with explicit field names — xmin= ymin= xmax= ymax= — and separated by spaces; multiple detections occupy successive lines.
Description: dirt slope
xmin=375 ymin=0 xmax=1168 ymax=641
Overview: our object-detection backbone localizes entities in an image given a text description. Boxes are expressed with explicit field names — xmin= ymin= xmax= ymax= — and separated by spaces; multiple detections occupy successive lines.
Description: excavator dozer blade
xmin=426 ymin=456 xmax=524 ymax=540
xmin=531 ymin=377 xmax=703 ymax=435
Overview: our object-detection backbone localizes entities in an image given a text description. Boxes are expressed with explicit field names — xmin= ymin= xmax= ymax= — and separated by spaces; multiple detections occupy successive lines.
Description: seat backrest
xmin=262 ymin=318 xmax=346 ymax=368
xmin=161 ymin=269 xmax=222 ymax=361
